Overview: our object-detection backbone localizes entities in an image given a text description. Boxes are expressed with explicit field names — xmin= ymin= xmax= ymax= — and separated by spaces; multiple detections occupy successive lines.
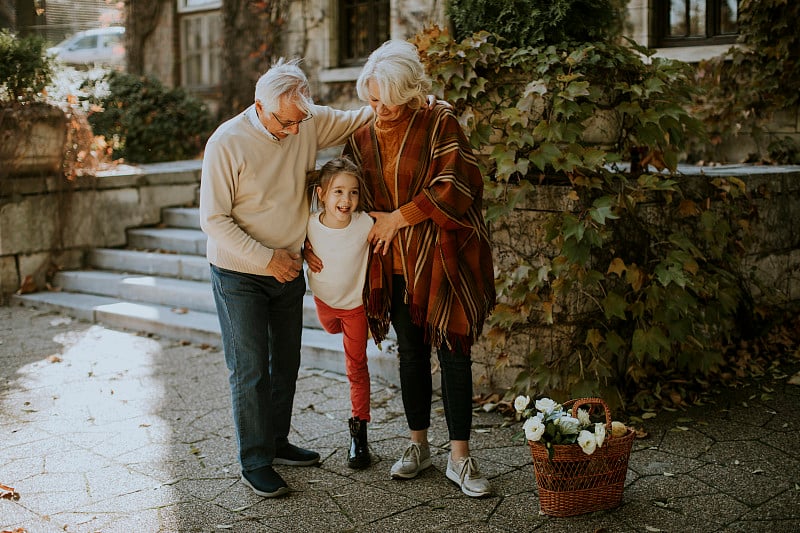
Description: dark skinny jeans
xmin=391 ymin=275 xmax=473 ymax=441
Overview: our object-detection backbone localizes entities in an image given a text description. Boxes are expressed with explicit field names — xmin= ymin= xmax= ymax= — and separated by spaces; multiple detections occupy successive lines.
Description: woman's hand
xmin=368 ymin=210 xmax=408 ymax=255
xmin=303 ymin=239 xmax=323 ymax=273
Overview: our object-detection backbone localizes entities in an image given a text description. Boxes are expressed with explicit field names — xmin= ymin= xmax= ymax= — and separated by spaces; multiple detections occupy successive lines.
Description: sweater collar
xmin=245 ymin=104 xmax=280 ymax=142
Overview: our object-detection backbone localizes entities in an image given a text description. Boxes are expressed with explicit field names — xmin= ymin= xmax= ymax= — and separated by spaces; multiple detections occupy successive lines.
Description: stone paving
xmin=1 ymin=303 xmax=799 ymax=532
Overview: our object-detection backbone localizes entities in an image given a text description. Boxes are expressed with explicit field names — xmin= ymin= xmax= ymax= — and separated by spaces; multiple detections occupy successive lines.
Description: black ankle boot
xmin=348 ymin=417 xmax=370 ymax=469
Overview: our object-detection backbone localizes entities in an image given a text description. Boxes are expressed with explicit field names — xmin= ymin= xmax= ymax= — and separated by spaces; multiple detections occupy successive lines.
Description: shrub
xmin=689 ymin=0 xmax=800 ymax=164
xmin=415 ymin=28 xmax=765 ymax=411
xmin=0 ymin=29 xmax=53 ymax=102
xmin=446 ymin=0 xmax=626 ymax=49
xmin=83 ymin=71 xmax=214 ymax=163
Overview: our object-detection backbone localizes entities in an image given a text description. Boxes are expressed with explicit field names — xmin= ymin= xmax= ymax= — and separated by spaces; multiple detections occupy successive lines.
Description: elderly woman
xmin=344 ymin=39 xmax=496 ymax=497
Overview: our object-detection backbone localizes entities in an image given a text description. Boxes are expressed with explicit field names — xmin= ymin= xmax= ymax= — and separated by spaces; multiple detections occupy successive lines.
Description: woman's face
xmin=368 ymin=79 xmax=405 ymax=122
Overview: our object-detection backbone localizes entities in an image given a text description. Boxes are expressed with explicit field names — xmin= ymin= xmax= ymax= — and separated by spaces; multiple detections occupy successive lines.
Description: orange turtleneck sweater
xmin=374 ymin=107 xmax=429 ymax=274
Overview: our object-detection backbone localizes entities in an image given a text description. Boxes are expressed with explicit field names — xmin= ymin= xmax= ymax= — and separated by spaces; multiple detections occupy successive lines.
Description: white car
xmin=48 ymin=26 xmax=125 ymax=68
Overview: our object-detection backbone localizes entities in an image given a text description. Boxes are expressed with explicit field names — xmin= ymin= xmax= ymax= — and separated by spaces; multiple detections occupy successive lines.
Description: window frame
xmin=337 ymin=0 xmax=391 ymax=67
xmin=179 ymin=10 xmax=222 ymax=92
xmin=655 ymin=0 xmax=739 ymax=48
xmin=177 ymin=0 xmax=222 ymax=14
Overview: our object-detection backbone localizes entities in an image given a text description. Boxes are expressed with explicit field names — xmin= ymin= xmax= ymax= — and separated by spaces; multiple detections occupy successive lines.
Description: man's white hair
xmin=254 ymin=58 xmax=314 ymax=115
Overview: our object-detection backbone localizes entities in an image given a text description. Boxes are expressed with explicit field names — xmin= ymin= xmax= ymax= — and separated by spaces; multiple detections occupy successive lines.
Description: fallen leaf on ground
xmin=1 ymin=483 xmax=20 ymax=500
xmin=788 ymin=372 xmax=800 ymax=386
xmin=16 ymin=275 xmax=37 ymax=295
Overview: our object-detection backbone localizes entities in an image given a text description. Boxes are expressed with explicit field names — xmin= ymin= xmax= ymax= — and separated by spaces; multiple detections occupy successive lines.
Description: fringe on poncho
xmin=343 ymin=104 xmax=496 ymax=351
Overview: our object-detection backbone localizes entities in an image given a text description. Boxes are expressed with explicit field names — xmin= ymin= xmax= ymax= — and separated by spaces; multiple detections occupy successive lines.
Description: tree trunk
xmin=218 ymin=0 xmax=288 ymax=121
xmin=14 ymin=0 xmax=44 ymax=35
xmin=125 ymin=0 xmax=163 ymax=75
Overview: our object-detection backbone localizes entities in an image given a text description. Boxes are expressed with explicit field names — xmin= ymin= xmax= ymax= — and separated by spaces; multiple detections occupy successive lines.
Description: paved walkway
xmin=1 ymin=303 xmax=799 ymax=532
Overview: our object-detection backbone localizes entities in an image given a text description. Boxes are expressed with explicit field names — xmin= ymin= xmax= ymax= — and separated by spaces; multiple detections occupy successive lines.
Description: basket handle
xmin=565 ymin=397 xmax=612 ymax=431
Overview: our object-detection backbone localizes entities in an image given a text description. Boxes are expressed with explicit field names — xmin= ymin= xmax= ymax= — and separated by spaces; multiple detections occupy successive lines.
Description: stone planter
xmin=0 ymin=102 xmax=67 ymax=177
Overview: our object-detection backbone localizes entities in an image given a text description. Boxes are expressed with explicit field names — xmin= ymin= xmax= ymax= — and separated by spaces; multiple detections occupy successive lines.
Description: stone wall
xmin=0 ymin=161 xmax=202 ymax=302
xmin=2 ymin=160 xmax=798 ymax=397
xmin=468 ymin=164 xmax=800 ymax=394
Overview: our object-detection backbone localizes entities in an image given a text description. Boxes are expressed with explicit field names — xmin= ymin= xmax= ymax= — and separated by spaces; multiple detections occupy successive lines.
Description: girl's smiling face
xmin=317 ymin=172 xmax=360 ymax=229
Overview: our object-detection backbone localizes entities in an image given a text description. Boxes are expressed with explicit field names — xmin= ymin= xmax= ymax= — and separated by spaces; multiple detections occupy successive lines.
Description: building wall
xmin=29 ymin=0 xmax=123 ymax=44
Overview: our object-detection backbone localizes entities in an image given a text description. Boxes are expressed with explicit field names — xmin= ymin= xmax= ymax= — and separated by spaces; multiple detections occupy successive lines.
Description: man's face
xmin=257 ymin=95 xmax=310 ymax=140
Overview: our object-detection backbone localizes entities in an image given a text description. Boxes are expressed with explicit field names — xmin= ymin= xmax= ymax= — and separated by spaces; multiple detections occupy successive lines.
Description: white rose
xmin=594 ymin=423 xmax=606 ymax=448
xmin=523 ymin=415 xmax=545 ymax=442
xmin=556 ymin=415 xmax=581 ymax=435
xmin=576 ymin=408 xmax=591 ymax=427
xmin=514 ymin=395 xmax=530 ymax=413
xmin=535 ymin=397 xmax=559 ymax=414
xmin=578 ymin=430 xmax=597 ymax=455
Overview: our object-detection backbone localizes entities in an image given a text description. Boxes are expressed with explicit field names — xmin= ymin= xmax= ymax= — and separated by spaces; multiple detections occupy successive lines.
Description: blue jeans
xmin=391 ymin=276 xmax=474 ymax=441
xmin=210 ymin=265 xmax=305 ymax=471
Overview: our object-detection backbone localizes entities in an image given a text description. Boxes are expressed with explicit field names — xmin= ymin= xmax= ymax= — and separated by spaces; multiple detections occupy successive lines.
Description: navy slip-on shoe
xmin=241 ymin=465 xmax=289 ymax=498
xmin=272 ymin=442 xmax=320 ymax=466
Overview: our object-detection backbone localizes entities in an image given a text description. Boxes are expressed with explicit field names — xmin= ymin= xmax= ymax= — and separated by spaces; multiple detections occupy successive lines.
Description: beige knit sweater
xmin=199 ymin=103 xmax=372 ymax=275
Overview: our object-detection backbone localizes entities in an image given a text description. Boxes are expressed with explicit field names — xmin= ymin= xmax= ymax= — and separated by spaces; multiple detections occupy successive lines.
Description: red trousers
xmin=313 ymin=297 xmax=371 ymax=421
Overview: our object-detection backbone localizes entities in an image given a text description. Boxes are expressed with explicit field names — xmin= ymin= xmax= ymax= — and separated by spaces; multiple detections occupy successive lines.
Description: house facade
xmin=4 ymin=0 xmax=124 ymax=43
xmin=150 ymin=1 xmax=741 ymax=116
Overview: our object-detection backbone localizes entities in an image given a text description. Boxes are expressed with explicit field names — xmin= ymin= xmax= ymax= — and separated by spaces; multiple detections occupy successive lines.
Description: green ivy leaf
xmin=602 ymin=292 xmax=627 ymax=320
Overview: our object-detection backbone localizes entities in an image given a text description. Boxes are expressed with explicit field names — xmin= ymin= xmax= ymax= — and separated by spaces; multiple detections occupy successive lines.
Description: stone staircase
xmin=12 ymin=206 xmax=400 ymax=383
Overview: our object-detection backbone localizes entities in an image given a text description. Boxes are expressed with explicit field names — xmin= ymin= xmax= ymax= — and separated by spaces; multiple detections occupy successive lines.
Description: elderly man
xmin=199 ymin=58 xmax=372 ymax=498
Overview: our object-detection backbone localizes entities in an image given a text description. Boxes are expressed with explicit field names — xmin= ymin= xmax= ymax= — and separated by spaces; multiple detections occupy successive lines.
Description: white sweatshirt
xmin=306 ymin=210 xmax=373 ymax=310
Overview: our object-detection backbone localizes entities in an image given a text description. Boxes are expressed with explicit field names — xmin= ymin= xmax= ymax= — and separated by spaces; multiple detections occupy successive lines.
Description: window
xmin=339 ymin=0 xmax=390 ymax=66
xmin=178 ymin=0 xmax=222 ymax=13
xmin=181 ymin=11 xmax=222 ymax=90
xmin=656 ymin=0 xmax=738 ymax=46
xmin=72 ymin=36 xmax=98 ymax=51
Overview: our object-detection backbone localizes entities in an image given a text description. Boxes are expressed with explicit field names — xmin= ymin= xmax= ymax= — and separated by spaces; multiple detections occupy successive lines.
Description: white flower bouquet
xmin=514 ymin=396 xmax=636 ymax=517
xmin=514 ymin=395 xmax=607 ymax=458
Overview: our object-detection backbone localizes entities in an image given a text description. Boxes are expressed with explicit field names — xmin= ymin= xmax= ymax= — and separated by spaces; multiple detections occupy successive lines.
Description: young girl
xmin=306 ymin=157 xmax=374 ymax=469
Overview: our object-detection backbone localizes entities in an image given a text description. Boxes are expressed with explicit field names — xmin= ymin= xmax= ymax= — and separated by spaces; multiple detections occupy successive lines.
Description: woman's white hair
xmin=254 ymin=58 xmax=314 ymax=115
xmin=356 ymin=40 xmax=431 ymax=109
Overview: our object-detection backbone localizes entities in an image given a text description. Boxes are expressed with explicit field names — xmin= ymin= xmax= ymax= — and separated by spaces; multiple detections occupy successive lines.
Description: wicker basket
xmin=528 ymin=397 xmax=635 ymax=517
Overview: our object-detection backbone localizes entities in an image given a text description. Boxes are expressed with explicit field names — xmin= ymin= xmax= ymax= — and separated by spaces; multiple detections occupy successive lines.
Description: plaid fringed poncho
xmin=343 ymin=104 xmax=496 ymax=351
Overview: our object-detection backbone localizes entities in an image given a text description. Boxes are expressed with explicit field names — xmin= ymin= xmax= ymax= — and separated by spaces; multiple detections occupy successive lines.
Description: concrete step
xmin=12 ymin=199 xmax=403 ymax=385
xmin=52 ymin=270 xmax=217 ymax=313
xmin=127 ymin=227 xmax=207 ymax=256
xmin=50 ymin=270 xmax=324 ymax=328
xmin=88 ymin=248 xmax=211 ymax=281
xmin=11 ymin=291 xmax=399 ymax=383
xmin=162 ymin=207 xmax=200 ymax=229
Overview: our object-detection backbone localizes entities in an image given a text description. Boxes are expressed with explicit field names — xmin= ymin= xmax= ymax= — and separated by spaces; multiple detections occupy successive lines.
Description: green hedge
xmin=84 ymin=71 xmax=214 ymax=164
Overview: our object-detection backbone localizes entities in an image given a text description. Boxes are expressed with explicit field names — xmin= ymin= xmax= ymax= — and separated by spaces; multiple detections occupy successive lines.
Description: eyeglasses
xmin=271 ymin=112 xmax=313 ymax=129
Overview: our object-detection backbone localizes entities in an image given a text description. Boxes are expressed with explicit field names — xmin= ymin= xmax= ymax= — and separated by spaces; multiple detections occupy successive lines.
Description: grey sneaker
xmin=390 ymin=442 xmax=432 ymax=479
xmin=446 ymin=455 xmax=492 ymax=497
